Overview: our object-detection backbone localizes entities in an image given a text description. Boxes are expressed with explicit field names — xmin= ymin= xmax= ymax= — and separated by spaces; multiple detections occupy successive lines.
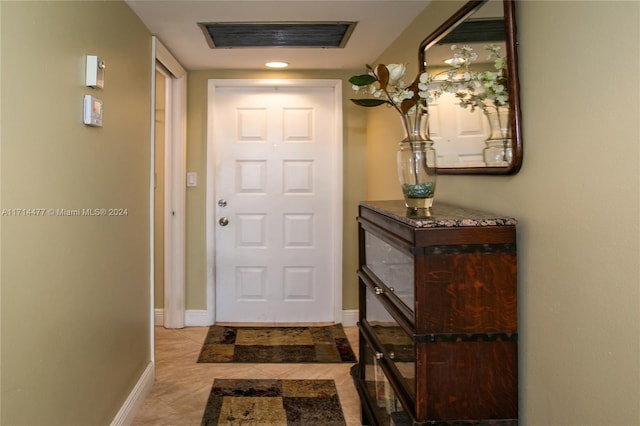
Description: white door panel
xmin=214 ymin=86 xmax=338 ymax=323
xmin=429 ymin=90 xmax=489 ymax=167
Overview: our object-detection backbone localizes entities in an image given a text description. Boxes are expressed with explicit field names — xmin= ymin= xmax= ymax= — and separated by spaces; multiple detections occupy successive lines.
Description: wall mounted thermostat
xmin=83 ymin=95 xmax=103 ymax=127
xmin=85 ymin=55 xmax=105 ymax=89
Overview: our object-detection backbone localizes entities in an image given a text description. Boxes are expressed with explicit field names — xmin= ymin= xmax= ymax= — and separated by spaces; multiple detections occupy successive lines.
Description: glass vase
xmin=482 ymin=108 xmax=513 ymax=167
xmin=397 ymin=113 xmax=437 ymax=211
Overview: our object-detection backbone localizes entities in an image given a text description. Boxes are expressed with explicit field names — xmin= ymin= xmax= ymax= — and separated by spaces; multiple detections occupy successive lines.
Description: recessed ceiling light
xmin=266 ymin=61 xmax=289 ymax=68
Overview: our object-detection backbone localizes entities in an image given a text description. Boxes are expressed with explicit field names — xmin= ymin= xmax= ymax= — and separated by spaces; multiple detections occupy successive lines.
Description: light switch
xmin=187 ymin=172 xmax=197 ymax=187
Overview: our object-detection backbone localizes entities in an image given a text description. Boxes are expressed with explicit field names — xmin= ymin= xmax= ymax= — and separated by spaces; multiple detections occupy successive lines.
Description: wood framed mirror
xmin=419 ymin=0 xmax=522 ymax=175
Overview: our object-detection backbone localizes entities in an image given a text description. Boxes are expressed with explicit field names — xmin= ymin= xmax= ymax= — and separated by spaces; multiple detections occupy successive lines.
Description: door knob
xmin=218 ymin=199 xmax=227 ymax=207
xmin=219 ymin=217 xmax=229 ymax=226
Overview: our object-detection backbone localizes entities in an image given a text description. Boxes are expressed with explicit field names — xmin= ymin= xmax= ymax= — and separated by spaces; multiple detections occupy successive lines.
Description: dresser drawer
xmin=364 ymin=231 xmax=414 ymax=313
xmin=358 ymin=336 xmax=413 ymax=426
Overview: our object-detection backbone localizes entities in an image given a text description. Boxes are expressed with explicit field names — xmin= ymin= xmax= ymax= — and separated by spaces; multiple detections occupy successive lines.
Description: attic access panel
xmin=199 ymin=21 xmax=357 ymax=48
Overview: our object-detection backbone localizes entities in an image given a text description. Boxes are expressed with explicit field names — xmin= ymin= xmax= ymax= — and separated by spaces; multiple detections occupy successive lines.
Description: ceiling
xmin=125 ymin=0 xmax=430 ymax=71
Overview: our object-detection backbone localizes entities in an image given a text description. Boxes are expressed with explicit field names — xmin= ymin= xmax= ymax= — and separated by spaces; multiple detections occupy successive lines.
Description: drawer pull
xmin=374 ymin=287 xmax=384 ymax=295
xmin=388 ymin=351 xmax=395 ymax=360
xmin=375 ymin=352 xmax=384 ymax=360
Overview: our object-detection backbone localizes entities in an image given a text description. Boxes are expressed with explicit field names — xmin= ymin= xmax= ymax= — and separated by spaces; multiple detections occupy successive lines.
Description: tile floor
xmin=132 ymin=325 xmax=361 ymax=425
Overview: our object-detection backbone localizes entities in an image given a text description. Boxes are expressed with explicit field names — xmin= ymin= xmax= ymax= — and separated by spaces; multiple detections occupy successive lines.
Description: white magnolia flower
xmin=386 ymin=64 xmax=406 ymax=85
xmin=349 ymin=62 xmax=448 ymax=139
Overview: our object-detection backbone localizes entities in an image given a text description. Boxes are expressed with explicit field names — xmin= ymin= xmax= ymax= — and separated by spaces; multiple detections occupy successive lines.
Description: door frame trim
xmin=205 ymin=78 xmax=344 ymax=324
xmin=154 ymin=37 xmax=187 ymax=329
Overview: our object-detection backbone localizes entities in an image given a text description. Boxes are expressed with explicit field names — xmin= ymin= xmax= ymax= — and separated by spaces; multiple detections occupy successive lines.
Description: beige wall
xmin=368 ymin=1 xmax=640 ymax=424
xmin=185 ymin=70 xmax=368 ymax=312
xmin=0 ymin=1 xmax=152 ymax=424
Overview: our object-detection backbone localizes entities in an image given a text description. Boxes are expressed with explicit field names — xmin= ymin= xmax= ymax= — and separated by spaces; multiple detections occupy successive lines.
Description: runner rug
xmin=201 ymin=379 xmax=346 ymax=425
xmin=197 ymin=324 xmax=356 ymax=363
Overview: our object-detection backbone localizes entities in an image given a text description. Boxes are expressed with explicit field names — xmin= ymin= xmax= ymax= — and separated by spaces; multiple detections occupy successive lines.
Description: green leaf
xmin=350 ymin=98 xmax=389 ymax=107
xmin=349 ymin=74 xmax=376 ymax=86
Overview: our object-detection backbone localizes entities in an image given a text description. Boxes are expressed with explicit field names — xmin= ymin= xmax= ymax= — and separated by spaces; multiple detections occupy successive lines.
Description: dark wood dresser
xmin=352 ymin=200 xmax=518 ymax=425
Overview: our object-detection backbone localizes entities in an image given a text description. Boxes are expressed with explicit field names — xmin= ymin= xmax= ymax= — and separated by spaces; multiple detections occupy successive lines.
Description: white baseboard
xmin=153 ymin=308 xmax=164 ymax=326
xmin=341 ymin=309 xmax=358 ymax=327
xmin=154 ymin=309 xmax=214 ymax=327
xmin=111 ymin=361 xmax=154 ymax=426
xmin=154 ymin=309 xmax=358 ymax=327
xmin=185 ymin=309 xmax=214 ymax=326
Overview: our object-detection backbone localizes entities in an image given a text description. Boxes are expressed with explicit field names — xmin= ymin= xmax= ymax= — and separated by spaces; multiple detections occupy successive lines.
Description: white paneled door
xmin=213 ymin=83 xmax=340 ymax=323
xmin=429 ymin=89 xmax=489 ymax=167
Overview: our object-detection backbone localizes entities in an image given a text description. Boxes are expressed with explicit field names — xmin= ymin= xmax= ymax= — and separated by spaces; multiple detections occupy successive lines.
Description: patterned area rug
xmin=197 ymin=324 xmax=356 ymax=363
xmin=201 ymin=379 xmax=346 ymax=426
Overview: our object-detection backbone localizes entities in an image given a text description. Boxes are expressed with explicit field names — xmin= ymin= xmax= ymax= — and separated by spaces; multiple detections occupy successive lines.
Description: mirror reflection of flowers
xmin=349 ymin=64 xmax=438 ymax=141
xmin=445 ymin=44 xmax=509 ymax=113
xmin=445 ymin=44 xmax=512 ymax=166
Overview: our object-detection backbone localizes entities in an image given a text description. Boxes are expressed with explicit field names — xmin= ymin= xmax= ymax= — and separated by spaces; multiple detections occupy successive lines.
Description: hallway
xmin=132 ymin=326 xmax=361 ymax=425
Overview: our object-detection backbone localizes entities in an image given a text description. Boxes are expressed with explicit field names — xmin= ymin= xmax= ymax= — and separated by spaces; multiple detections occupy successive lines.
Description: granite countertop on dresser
xmin=360 ymin=200 xmax=518 ymax=228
